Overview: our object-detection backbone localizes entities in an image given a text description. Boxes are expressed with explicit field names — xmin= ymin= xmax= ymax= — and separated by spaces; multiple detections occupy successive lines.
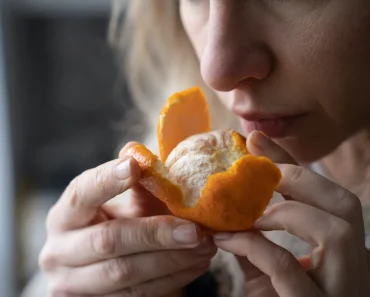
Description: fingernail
xmin=257 ymin=130 xmax=269 ymax=138
xmin=213 ymin=233 xmax=233 ymax=240
xmin=253 ymin=211 xmax=272 ymax=228
xmin=263 ymin=207 xmax=272 ymax=215
xmin=172 ymin=223 xmax=198 ymax=244
xmin=115 ymin=159 xmax=131 ymax=180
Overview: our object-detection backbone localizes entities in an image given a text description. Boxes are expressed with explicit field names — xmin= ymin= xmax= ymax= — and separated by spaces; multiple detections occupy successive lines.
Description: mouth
xmin=239 ymin=112 xmax=308 ymax=138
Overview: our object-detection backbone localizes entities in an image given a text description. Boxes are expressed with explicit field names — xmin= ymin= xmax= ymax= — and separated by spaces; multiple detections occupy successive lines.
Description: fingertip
xmin=128 ymin=157 xmax=141 ymax=180
xmin=168 ymin=217 xmax=204 ymax=246
xmin=213 ymin=232 xmax=234 ymax=241
xmin=247 ymin=131 xmax=297 ymax=165
xmin=246 ymin=130 xmax=271 ymax=156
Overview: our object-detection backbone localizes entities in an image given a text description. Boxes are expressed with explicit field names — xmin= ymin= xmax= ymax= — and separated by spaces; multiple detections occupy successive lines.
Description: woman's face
xmin=180 ymin=0 xmax=370 ymax=163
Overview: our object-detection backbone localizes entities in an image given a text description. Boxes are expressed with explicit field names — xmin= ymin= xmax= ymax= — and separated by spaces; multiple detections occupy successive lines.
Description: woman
xmin=24 ymin=0 xmax=370 ymax=296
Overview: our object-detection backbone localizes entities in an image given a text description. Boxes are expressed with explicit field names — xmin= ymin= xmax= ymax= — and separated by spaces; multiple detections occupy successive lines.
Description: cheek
xmin=285 ymin=1 xmax=370 ymax=128
xmin=179 ymin=2 xmax=208 ymax=60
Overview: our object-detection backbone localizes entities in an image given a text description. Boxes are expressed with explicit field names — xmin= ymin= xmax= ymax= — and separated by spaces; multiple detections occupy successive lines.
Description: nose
xmin=200 ymin=4 xmax=273 ymax=92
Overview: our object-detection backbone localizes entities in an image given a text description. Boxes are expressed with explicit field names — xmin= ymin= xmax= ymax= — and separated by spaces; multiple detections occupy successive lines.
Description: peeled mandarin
xmin=125 ymin=87 xmax=282 ymax=231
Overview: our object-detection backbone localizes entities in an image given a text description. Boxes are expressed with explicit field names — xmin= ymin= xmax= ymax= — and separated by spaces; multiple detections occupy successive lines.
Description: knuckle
xmin=93 ymin=164 xmax=110 ymax=195
xmin=122 ymin=286 xmax=146 ymax=297
xmin=337 ymin=188 xmax=362 ymax=221
xmin=167 ymin=251 xmax=188 ymax=268
xmin=38 ymin=245 xmax=57 ymax=271
xmin=327 ymin=218 xmax=354 ymax=246
xmin=286 ymin=164 xmax=305 ymax=182
xmin=139 ymin=218 xmax=164 ymax=248
xmin=91 ymin=222 xmax=118 ymax=257
xmin=48 ymin=269 xmax=76 ymax=297
xmin=48 ymin=280 xmax=69 ymax=297
xmin=62 ymin=175 xmax=81 ymax=210
xmin=105 ymin=258 xmax=131 ymax=285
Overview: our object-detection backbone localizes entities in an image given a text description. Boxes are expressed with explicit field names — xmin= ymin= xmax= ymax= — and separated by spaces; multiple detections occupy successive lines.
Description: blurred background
xmin=0 ymin=1 xmax=135 ymax=296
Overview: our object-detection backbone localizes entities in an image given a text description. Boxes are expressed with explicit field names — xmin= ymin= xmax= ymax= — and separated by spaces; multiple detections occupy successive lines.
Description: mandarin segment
xmin=157 ymin=87 xmax=211 ymax=161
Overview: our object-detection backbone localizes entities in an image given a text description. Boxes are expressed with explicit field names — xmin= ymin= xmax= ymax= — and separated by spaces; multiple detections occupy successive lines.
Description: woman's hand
xmin=39 ymin=146 xmax=216 ymax=297
xmin=214 ymin=131 xmax=370 ymax=297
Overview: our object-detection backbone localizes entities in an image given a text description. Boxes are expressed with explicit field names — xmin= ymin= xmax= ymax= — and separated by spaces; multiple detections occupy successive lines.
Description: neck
xmin=321 ymin=129 xmax=370 ymax=205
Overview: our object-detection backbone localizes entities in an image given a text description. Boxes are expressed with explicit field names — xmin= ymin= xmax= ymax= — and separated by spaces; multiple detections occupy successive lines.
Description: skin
xmin=179 ymin=0 xmax=370 ymax=296
xmin=39 ymin=0 xmax=370 ymax=296
xmin=39 ymin=155 xmax=217 ymax=297
xmin=180 ymin=0 xmax=370 ymax=164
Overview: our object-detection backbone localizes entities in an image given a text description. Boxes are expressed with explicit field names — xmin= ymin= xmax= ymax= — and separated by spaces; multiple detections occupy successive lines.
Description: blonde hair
xmin=109 ymin=0 xmax=238 ymax=150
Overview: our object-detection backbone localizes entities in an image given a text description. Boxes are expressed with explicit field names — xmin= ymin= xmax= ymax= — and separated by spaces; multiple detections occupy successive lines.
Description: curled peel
xmin=126 ymin=129 xmax=282 ymax=231
xmin=157 ymin=87 xmax=210 ymax=161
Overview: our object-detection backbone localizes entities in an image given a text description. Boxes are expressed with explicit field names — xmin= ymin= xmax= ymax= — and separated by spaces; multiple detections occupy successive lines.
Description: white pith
xmin=155 ymin=130 xmax=245 ymax=207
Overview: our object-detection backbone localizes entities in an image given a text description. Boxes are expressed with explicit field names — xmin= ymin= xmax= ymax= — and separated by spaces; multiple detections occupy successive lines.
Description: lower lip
xmin=240 ymin=114 xmax=306 ymax=138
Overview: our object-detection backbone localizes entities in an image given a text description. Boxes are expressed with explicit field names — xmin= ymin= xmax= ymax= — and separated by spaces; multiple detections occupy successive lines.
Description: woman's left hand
xmin=214 ymin=131 xmax=370 ymax=297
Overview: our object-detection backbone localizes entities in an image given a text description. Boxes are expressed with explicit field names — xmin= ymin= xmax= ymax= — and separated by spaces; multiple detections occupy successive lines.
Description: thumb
xmin=247 ymin=131 xmax=297 ymax=165
xmin=103 ymin=185 xmax=171 ymax=219
xmin=130 ymin=184 xmax=172 ymax=216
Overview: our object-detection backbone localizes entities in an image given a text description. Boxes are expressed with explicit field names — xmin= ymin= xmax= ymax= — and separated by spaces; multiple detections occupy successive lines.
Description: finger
xmin=53 ymin=247 xmax=216 ymax=294
xmin=247 ymin=131 xmax=297 ymax=165
xmin=47 ymin=158 xmax=141 ymax=232
xmin=102 ymin=185 xmax=171 ymax=219
xmin=298 ymin=255 xmax=312 ymax=271
xmin=48 ymin=264 xmax=209 ymax=297
xmin=277 ymin=164 xmax=364 ymax=232
xmin=254 ymin=201 xmax=356 ymax=252
xmin=130 ymin=184 xmax=172 ymax=216
xmin=101 ymin=203 xmax=144 ymax=219
xmin=214 ymin=232 xmax=320 ymax=297
xmin=96 ymin=264 xmax=210 ymax=297
xmin=237 ymin=256 xmax=279 ymax=297
xmin=39 ymin=216 xmax=206 ymax=267
xmin=253 ymin=200 xmax=359 ymax=295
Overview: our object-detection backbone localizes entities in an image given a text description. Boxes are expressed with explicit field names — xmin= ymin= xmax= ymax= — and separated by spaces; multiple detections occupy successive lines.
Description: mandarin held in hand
xmin=125 ymin=87 xmax=282 ymax=231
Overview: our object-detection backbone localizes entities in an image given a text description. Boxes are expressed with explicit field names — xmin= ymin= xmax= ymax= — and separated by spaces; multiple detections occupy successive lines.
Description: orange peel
xmin=125 ymin=87 xmax=282 ymax=231
xmin=158 ymin=87 xmax=210 ymax=161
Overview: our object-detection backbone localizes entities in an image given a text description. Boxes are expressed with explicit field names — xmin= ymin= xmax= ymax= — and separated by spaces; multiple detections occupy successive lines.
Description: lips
xmin=240 ymin=113 xmax=307 ymax=138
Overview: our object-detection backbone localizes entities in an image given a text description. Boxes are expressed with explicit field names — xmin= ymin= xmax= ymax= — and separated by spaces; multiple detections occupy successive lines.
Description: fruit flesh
xmin=126 ymin=129 xmax=281 ymax=231
xmin=165 ymin=130 xmax=247 ymax=207
xmin=126 ymin=86 xmax=282 ymax=231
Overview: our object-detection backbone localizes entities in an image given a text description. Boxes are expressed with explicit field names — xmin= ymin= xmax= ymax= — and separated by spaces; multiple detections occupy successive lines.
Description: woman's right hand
xmin=39 ymin=153 xmax=216 ymax=297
